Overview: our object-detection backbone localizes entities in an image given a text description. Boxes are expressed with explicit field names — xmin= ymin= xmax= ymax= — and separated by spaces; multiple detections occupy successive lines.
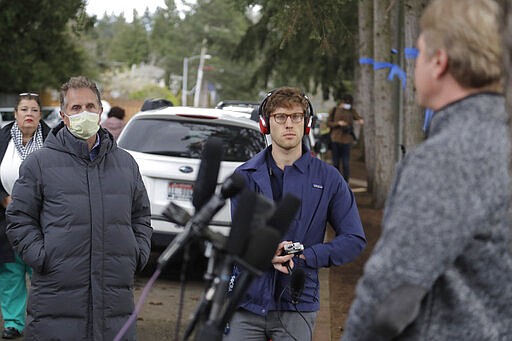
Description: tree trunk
xmin=402 ymin=0 xmax=428 ymax=153
xmin=503 ymin=1 xmax=512 ymax=252
xmin=504 ymin=1 xmax=512 ymax=129
xmin=372 ymin=0 xmax=398 ymax=208
xmin=357 ymin=0 xmax=374 ymax=192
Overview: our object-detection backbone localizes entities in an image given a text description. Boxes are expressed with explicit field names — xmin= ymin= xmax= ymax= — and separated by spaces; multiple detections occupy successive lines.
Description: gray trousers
xmin=222 ymin=309 xmax=318 ymax=341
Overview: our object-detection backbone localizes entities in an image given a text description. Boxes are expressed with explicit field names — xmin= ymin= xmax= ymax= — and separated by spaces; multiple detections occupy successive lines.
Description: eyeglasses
xmin=19 ymin=92 xmax=39 ymax=97
xmin=270 ymin=113 xmax=305 ymax=124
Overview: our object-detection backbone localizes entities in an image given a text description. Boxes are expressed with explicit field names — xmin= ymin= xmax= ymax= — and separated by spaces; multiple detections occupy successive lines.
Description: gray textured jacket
xmin=342 ymin=93 xmax=512 ymax=340
xmin=6 ymin=123 xmax=152 ymax=341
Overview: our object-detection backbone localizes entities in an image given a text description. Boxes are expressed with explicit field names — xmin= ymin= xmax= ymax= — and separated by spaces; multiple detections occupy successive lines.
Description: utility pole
xmin=182 ymin=57 xmax=189 ymax=106
xmin=193 ymin=39 xmax=208 ymax=107
xmin=182 ymin=52 xmax=211 ymax=107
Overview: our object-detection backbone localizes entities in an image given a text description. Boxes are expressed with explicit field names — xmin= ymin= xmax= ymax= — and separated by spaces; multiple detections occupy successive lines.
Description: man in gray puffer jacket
xmin=342 ymin=0 xmax=512 ymax=340
xmin=6 ymin=76 xmax=152 ymax=340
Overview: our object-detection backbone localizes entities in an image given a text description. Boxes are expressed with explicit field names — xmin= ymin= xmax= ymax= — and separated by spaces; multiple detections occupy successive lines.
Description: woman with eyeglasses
xmin=0 ymin=93 xmax=50 ymax=339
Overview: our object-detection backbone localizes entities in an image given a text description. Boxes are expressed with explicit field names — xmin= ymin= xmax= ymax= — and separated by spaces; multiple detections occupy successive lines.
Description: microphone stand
xmin=192 ymin=275 xmax=229 ymax=341
xmin=174 ymin=243 xmax=192 ymax=341
xmin=183 ymin=247 xmax=264 ymax=340
xmin=182 ymin=244 xmax=219 ymax=340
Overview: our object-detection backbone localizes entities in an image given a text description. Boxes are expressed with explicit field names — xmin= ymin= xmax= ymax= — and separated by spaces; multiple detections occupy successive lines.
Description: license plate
xmin=168 ymin=182 xmax=194 ymax=200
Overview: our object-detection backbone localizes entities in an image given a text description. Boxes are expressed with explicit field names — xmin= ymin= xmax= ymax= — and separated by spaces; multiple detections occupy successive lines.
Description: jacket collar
xmin=239 ymin=143 xmax=312 ymax=174
xmin=45 ymin=122 xmax=114 ymax=161
xmin=429 ymin=92 xmax=504 ymax=137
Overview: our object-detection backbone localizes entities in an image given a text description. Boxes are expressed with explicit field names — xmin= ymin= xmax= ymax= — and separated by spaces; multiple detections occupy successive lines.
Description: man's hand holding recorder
xmin=272 ymin=241 xmax=305 ymax=274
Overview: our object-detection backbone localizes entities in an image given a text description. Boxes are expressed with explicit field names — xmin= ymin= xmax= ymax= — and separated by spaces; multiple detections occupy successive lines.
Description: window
xmin=118 ymin=118 xmax=266 ymax=162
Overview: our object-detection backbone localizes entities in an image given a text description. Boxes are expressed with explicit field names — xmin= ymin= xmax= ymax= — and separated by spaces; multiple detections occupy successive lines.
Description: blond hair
xmin=420 ymin=0 xmax=503 ymax=89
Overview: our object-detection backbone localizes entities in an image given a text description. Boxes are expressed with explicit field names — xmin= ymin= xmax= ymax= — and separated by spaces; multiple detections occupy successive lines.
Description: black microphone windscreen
xmin=290 ymin=268 xmax=306 ymax=303
xmin=220 ymin=173 xmax=246 ymax=199
xmin=219 ymin=271 xmax=252 ymax=327
xmin=226 ymin=190 xmax=258 ymax=257
xmin=242 ymin=226 xmax=281 ymax=272
xmin=249 ymin=193 xmax=275 ymax=231
xmin=162 ymin=201 xmax=191 ymax=226
xmin=266 ymin=193 xmax=301 ymax=237
xmin=192 ymin=137 xmax=223 ymax=211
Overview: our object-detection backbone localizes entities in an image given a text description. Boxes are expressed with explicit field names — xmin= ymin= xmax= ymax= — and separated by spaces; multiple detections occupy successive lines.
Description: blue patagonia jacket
xmin=231 ymin=146 xmax=366 ymax=315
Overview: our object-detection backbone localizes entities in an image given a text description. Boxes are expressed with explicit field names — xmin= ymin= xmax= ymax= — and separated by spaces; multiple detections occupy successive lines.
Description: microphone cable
xmin=275 ymin=267 xmax=313 ymax=341
xmin=113 ymin=243 xmax=194 ymax=341
xmin=113 ymin=268 xmax=162 ymax=341
xmin=292 ymin=304 xmax=313 ymax=341
xmin=276 ymin=286 xmax=299 ymax=341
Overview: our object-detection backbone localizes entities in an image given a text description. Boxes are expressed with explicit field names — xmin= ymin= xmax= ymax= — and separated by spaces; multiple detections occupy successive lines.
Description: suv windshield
xmin=118 ymin=118 xmax=266 ymax=162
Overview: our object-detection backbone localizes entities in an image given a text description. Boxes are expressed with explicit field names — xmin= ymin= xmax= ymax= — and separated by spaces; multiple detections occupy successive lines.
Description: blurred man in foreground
xmin=342 ymin=0 xmax=512 ymax=340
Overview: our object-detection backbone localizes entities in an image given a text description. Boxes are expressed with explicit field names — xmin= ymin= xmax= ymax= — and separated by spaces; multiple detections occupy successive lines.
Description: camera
xmin=341 ymin=125 xmax=357 ymax=141
xmin=283 ymin=242 xmax=304 ymax=255
xmin=341 ymin=125 xmax=354 ymax=134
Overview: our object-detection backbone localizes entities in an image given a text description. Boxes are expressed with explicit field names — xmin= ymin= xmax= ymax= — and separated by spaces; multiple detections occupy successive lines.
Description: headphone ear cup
xmin=258 ymin=91 xmax=273 ymax=135
xmin=259 ymin=115 xmax=270 ymax=134
xmin=304 ymin=96 xmax=314 ymax=135
xmin=304 ymin=116 xmax=311 ymax=135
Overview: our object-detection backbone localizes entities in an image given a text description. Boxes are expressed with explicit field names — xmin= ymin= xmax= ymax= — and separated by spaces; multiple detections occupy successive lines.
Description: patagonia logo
xmin=313 ymin=184 xmax=323 ymax=189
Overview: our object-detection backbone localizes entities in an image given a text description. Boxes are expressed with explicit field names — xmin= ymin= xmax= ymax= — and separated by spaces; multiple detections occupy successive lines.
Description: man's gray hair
xmin=59 ymin=76 xmax=102 ymax=112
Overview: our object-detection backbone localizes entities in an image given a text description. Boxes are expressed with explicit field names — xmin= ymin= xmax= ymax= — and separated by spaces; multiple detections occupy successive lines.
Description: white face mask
xmin=342 ymin=103 xmax=352 ymax=110
xmin=64 ymin=111 xmax=100 ymax=140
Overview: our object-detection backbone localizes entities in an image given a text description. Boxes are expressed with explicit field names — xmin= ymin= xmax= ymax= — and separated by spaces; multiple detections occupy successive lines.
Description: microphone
xmin=227 ymin=190 xmax=274 ymax=257
xmin=184 ymin=189 xmax=255 ymax=340
xmin=240 ymin=226 xmax=281 ymax=273
xmin=225 ymin=190 xmax=254 ymax=256
xmin=192 ymin=191 xmax=276 ymax=341
xmin=194 ymin=193 xmax=302 ymax=340
xmin=227 ymin=193 xmax=301 ymax=309
xmin=203 ymin=190 xmax=260 ymax=322
xmin=157 ymin=173 xmax=245 ymax=269
xmin=216 ymin=226 xmax=282 ymax=331
xmin=289 ymin=268 xmax=306 ymax=305
xmin=266 ymin=193 xmax=301 ymax=237
xmin=205 ymin=191 xmax=274 ymax=324
xmin=266 ymin=194 xmax=303 ymax=305
xmin=192 ymin=137 xmax=223 ymax=211
xmin=160 ymin=178 xmax=248 ymax=251
xmin=191 ymin=173 xmax=245 ymax=231
xmin=162 ymin=201 xmax=191 ymax=226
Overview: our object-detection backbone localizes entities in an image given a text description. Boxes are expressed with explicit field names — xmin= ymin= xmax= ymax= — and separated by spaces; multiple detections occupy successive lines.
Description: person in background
xmin=6 ymin=76 xmax=152 ymax=340
xmin=224 ymin=87 xmax=366 ymax=341
xmin=101 ymin=105 xmax=126 ymax=140
xmin=327 ymin=94 xmax=364 ymax=182
xmin=0 ymin=93 xmax=51 ymax=339
xmin=342 ymin=0 xmax=512 ymax=340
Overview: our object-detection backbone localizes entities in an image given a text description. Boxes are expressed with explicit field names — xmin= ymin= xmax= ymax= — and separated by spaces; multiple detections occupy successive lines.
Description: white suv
xmin=117 ymin=106 xmax=267 ymax=250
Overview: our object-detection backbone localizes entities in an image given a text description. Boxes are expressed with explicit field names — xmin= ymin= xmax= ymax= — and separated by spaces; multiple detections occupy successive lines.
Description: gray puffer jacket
xmin=6 ymin=123 xmax=152 ymax=341
xmin=342 ymin=93 xmax=512 ymax=340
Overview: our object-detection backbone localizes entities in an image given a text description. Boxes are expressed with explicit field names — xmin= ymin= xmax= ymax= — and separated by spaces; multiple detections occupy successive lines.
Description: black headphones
xmin=258 ymin=89 xmax=314 ymax=135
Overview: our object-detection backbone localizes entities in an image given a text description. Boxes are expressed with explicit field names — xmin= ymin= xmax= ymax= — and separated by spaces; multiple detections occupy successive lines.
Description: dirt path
xmin=327 ymin=144 xmax=383 ymax=340
xmin=135 ymin=273 xmax=206 ymax=340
